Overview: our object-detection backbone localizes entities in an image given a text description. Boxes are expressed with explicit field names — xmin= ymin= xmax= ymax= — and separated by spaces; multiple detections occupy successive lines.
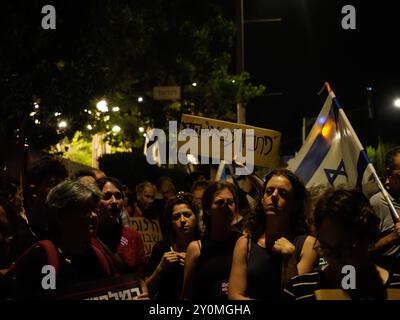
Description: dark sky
xmin=219 ymin=0 xmax=400 ymax=155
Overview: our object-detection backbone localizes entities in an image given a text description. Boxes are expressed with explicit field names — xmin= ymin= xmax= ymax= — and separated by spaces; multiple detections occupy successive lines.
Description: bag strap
xmin=37 ymin=240 xmax=60 ymax=276
xmin=7 ymin=240 xmax=60 ymax=275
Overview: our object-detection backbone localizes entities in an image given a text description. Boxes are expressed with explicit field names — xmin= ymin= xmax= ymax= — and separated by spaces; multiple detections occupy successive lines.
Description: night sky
xmin=2 ymin=1 xmax=399 ymax=156
xmin=221 ymin=0 xmax=400 ymax=155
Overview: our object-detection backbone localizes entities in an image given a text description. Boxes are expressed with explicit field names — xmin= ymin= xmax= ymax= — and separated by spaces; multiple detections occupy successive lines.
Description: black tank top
xmin=246 ymin=234 xmax=307 ymax=300
xmin=193 ymin=232 xmax=240 ymax=300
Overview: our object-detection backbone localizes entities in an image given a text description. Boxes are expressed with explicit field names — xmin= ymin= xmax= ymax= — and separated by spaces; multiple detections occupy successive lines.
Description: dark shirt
xmin=146 ymin=240 xmax=183 ymax=300
xmin=246 ymin=234 xmax=307 ymax=300
xmin=192 ymin=232 xmax=241 ymax=300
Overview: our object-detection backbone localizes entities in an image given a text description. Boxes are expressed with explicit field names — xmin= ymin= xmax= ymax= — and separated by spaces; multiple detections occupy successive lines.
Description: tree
xmin=1 ymin=0 xmax=265 ymax=154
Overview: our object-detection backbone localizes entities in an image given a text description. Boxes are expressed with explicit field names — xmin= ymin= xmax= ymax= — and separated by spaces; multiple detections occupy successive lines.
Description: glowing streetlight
xmin=112 ymin=125 xmax=121 ymax=133
xmin=96 ymin=100 xmax=108 ymax=112
xmin=139 ymin=127 xmax=145 ymax=133
xmin=231 ymin=80 xmax=236 ymax=84
xmin=137 ymin=97 xmax=143 ymax=103
xmin=58 ymin=120 xmax=67 ymax=128
xmin=34 ymin=102 xmax=39 ymax=109
xmin=192 ymin=82 xmax=197 ymax=87
xmin=112 ymin=106 xmax=120 ymax=112
xmin=394 ymin=98 xmax=400 ymax=108
xmin=34 ymin=119 xmax=40 ymax=124
xmin=30 ymin=112 xmax=37 ymax=117
xmin=87 ymin=124 xmax=93 ymax=130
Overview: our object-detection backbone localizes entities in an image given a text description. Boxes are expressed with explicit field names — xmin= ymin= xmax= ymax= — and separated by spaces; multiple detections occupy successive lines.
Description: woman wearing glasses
xmin=228 ymin=169 xmax=318 ymax=300
xmin=145 ymin=192 xmax=199 ymax=299
xmin=181 ymin=181 xmax=242 ymax=300
xmin=285 ymin=188 xmax=400 ymax=300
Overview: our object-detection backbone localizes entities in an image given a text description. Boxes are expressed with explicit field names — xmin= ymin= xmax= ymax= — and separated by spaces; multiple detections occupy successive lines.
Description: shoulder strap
xmin=197 ymin=240 xmax=202 ymax=252
xmin=6 ymin=240 xmax=60 ymax=278
xmin=246 ymin=235 xmax=251 ymax=263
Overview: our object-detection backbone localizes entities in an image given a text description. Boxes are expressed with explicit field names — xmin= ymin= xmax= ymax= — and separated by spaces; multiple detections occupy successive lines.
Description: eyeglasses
xmin=103 ymin=192 xmax=123 ymax=200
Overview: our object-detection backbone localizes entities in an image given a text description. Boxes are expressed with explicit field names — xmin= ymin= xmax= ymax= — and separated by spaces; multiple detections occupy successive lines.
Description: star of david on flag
xmin=287 ymin=83 xmax=374 ymax=192
xmin=287 ymin=82 xmax=399 ymax=221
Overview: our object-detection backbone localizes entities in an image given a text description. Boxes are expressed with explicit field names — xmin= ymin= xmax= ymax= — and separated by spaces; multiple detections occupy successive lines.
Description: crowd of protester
xmin=0 ymin=146 xmax=399 ymax=300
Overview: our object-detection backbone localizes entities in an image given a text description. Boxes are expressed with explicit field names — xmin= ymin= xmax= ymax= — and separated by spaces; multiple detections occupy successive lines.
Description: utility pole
xmin=236 ymin=0 xmax=246 ymax=124
xmin=235 ymin=0 xmax=283 ymax=125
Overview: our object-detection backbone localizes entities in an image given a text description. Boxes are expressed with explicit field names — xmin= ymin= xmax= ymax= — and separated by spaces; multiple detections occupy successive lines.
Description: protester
xmin=3 ymin=180 xmax=113 ymax=299
xmin=370 ymin=147 xmax=400 ymax=272
xmin=24 ymin=157 xmax=68 ymax=242
xmin=191 ymin=180 xmax=210 ymax=236
xmin=146 ymin=192 xmax=199 ymax=299
xmin=228 ymin=169 xmax=318 ymax=300
xmin=158 ymin=177 xmax=176 ymax=202
xmin=95 ymin=177 xmax=147 ymax=276
xmin=133 ymin=181 xmax=158 ymax=219
xmin=285 ymin=188 xmax=400 ymax=300
xmin=181 ymin=181 xmax=242 ymax=300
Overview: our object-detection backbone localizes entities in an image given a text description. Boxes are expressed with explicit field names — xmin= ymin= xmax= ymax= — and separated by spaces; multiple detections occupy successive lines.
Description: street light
xmin=112 ymin=125 xmax=121 ymax=133
xmin=394 ymin=98 xmax=400 ymax=108
xmin=58 ymin=120 xmax=67 ymax=128
xmin=96 ymin=100 xmax=108 ymax=112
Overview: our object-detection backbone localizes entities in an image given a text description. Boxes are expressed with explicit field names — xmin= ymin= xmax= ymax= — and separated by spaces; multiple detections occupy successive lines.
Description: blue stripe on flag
xmin=332 ymin=97 xmax=342 ymax=109
xmin=294 ymin=134 xmax=332 ymax=184
xmin=294 ymin=106 xmax=337 ymax=184
xmin=356 ymin=149 xmax=370 ymax=187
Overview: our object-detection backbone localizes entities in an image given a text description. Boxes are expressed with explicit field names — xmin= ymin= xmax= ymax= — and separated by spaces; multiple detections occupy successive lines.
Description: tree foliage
xmin=1 ymin=0 xmax=265 ymax=153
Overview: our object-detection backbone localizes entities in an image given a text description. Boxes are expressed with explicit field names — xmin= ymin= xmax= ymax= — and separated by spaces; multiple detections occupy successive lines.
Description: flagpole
xmin=325 ymin=82 xmax=399 ymax=222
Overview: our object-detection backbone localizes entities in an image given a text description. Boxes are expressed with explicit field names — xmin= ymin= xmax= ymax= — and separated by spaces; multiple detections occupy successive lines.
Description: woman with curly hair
xmin=228 ymin=169 xmax=318 ymax=300
xmin=285 ymin=188 xmax=400 ymax=300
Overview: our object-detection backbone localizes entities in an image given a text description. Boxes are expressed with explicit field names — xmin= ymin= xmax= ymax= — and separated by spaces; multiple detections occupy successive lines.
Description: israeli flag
xmin=287 ymin=85 xmax=374 ymax=193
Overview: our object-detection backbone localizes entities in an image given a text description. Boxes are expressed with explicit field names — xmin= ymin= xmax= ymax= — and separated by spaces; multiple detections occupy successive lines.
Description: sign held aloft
xmin=179 ymin=114 xmax=281 ymax=169
xmin=153 ymin=86 xmax=181 ymax=100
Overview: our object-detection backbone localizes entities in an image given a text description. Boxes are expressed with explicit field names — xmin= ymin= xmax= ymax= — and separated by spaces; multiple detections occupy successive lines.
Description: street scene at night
xmin=1 ymin=0 xmax=400 ymax=308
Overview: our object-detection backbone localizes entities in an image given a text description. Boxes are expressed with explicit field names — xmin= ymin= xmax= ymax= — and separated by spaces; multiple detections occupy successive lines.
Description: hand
xmin=158 ymin=251 xmax=179 ymax=271
xmin=391 ymin=220 xmax=400 ymax=243
xmin=176 ymin=252 xmax=186 ymax=266
xmin=272 ymin=237 xmax=296 ymax=258
xmin=135 ymin=279 xmax=150 ymax=300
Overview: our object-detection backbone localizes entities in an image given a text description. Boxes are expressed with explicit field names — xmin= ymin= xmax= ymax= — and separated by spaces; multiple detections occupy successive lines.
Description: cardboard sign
xmin=153 ymin=86 xmax=181 ymax=100
xmin=130 ymin=217 xmax=163 ymax=257
xmin=179 ymin=114 xmax=281 ymax=168
xmin=51 ymin=274 xmax=141 ymax=300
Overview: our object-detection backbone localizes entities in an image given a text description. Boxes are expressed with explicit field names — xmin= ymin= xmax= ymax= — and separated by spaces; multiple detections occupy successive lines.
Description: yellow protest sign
xmin=179 ymin=114 xmax=281 ymax=168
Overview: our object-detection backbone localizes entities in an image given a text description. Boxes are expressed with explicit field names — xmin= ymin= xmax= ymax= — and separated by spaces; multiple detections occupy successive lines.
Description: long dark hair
xmin=163 ymin=192 xmax=200 ymax=244
xmin=201 ymin=181 xmax=239 ymax=232
xmin=246 ymin=168 xmax=308 ymax=240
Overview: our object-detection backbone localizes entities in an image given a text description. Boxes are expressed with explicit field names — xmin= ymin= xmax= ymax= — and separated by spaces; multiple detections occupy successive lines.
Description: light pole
xmin=235 ymin=0 xmax=282 ymax=124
